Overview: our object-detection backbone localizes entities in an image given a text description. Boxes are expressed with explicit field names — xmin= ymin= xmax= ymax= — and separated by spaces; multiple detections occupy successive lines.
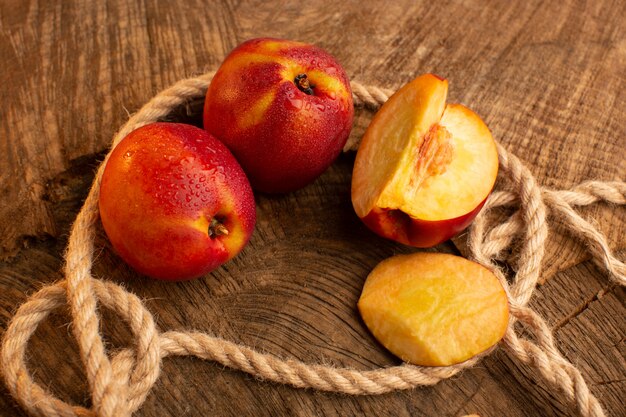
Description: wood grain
xmin=1 ymin=0 xmax=624 ymax=416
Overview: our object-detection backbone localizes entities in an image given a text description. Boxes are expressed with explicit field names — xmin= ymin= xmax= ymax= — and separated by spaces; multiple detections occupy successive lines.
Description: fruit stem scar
xmin=294 ymin=73 xmax=315 ymax=95
xmin=208 ymin=217 xmax=229 ymax=238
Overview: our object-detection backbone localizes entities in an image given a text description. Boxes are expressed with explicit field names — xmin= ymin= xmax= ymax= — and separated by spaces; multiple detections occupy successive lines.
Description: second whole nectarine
xmin=204 ymin=38 xmax=354 ymax=193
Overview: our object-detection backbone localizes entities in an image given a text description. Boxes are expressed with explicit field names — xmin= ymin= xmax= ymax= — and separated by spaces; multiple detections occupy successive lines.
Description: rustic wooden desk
xmin=1 ymin=1 xmax=624 ymax=416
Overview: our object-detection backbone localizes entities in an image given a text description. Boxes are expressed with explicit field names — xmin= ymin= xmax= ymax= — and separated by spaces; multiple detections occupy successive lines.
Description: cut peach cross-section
xmin=358 ymin=253 xmax=510 ymax=366
xmin=351 ymin=74 xmax=498 ymax=247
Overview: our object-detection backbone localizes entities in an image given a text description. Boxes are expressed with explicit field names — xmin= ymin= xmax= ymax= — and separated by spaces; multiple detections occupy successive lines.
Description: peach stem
xmin=208 ymin=218 xmax=229 ymax=238
xmin=294 ymin=73 xmax=315 ymax=95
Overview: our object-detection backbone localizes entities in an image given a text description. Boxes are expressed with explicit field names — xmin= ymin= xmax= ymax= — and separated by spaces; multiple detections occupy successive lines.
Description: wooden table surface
xmin=1 ymin=1 xmax=624 ymax=416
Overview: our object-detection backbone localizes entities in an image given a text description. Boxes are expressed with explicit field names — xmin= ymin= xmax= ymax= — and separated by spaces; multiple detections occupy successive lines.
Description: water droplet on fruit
xmin=124 ymin=151 xmax=134 ymax=159
xmin=287 ymin=96 xmax=303 ymax=110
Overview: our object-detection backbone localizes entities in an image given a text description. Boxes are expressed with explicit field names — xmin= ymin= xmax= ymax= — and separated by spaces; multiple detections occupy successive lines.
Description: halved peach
xmin=351 ymin=74 xmax=498 ymax=247
xmin=358 ymin=253 xmax=509 ymax=366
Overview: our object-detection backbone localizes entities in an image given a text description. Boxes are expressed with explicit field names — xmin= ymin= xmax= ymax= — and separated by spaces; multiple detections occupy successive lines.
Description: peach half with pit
xmin=351 ymin=74 xmax=499 ymax=247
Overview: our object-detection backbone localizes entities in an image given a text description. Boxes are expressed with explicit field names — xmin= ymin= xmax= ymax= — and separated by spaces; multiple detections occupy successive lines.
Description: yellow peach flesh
xmin=389 ymin=104 xmax=498 ymax=220
xmin=351 ymin=74 xmax=448 ymax=219
xmin=358 ymin=253 xmax=509 ymax=366
xmin=351 ymin=74 xmax=498 ymax=222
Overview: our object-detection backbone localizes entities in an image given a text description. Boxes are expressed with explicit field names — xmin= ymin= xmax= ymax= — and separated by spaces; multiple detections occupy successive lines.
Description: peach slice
xmin=358 ymin=253 xmax=509 ymax=366
xmin=351 ymin=74 xmax=498 ymax=247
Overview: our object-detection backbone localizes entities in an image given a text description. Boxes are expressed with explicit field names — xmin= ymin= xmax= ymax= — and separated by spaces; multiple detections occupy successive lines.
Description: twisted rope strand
xmin=1 ymin=283 xmax=93 ymax=417
xmin=64 ymin=191 xmax=123 ymax=417
xmin=491 ymin=181 xmax=626 ymax=209
xmin=159 ymin=330 xmax=478 ymax=394
xmin=503 ymin=305 xmax=605 ymax=417
xmin=473 ymin=183 xmax=625 ymax=285
xmin=494 ymin=142 xmax=549 ymax=307
xmin=1 ymin=72 xmax=624 ymax=417
xmin=543 ymin=190 xmax=626 ymax=285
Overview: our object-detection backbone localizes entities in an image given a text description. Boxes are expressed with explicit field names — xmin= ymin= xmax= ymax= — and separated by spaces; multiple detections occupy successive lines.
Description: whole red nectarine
xmin=204 ymin=37 xmax=354 ymax=193
xmin=99 ymin=123 xmax=256 ymax=281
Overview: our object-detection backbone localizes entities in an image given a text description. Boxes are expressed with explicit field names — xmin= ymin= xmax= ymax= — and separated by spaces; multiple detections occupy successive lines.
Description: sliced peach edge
xmin=358 ymin=252 xmax=510 ymax=366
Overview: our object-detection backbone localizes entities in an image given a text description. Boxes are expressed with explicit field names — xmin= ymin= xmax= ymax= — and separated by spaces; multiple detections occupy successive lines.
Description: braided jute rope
xmin=2 ymin=71 xmax=625 ymax=417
